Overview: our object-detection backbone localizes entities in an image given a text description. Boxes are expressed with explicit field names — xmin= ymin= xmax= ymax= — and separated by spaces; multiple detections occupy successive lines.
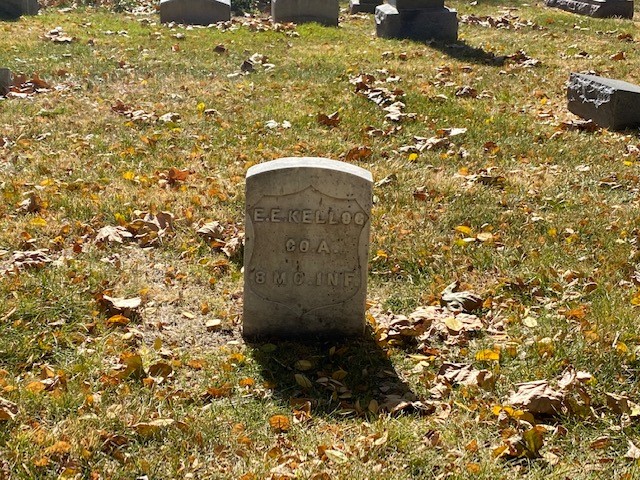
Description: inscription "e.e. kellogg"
xmin=253 ymin=208 xmax=366 ymax=226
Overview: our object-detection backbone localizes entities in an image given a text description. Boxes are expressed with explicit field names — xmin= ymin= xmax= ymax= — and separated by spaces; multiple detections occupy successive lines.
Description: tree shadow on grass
xmin=429 ymin=39 xmax=507 ymax=66
xmin=246 ymin=329 xmax=424 ymax=418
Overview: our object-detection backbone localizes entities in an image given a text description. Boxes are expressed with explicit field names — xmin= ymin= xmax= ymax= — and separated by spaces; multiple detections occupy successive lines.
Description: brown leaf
xmin=610 ymin=51 xmax=626 ymax=61
xmin=99 ymin=295 xmax=141 ymax=317
xmin=148 ymin=362 xmax=173 ymax=380
xmin=95 ymin=226 xmax=133 ymax=245
xmin=0 ymin=397 xmax=18 ymax=421
xmin=221 ymin=233 xmax=244 ymax=259
xmin=317 ymin=111 xmax=341 ymax=127
xmin=507 ymin=380 xmax=564 ymax=415
xmin=345 ymin=146 xmax=372 ymax=162
xmin=438 ymin=363 xmax=495 ymax=390
xmin=132 ymin=418 xmax=175 ymax=437
xmin=11 ymin=249 xmax=52 ymax=270
xmin=268 ymin=414 xmax=291 ymax=432
xmin=196 ymin=221 xmax=225 ymax=240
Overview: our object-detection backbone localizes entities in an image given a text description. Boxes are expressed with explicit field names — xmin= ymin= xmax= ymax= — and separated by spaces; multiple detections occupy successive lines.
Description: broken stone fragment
xmin=567 ymin=73 xmax=640 ymax=130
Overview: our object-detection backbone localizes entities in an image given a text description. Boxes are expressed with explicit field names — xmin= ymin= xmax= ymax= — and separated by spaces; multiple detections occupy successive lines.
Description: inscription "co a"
xmin=285 ymin=238 xmax=332 ymax=254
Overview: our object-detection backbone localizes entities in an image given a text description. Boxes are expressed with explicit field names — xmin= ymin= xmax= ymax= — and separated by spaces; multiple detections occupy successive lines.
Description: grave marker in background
xmin=160 ymin=0 xmax=231 ymax=25
xmin=0 ymin=69 xmax=12 ymax=96
xmin=375 ymin=0 xmax=458 ymax=42
xmin=0 ymin=0 xmax=39 ymax=19
xmin=545 ymin=0 xmax=633 ymax=18
xmin=350 ymin=0 xmax=383 ymax=14
xmin=567 ymin=73 xmax=640 ymax=130
xmin=243 ymin=157 xmax=373 ymax=337
xmin=271 ymin=0 xmax=340 ymax=26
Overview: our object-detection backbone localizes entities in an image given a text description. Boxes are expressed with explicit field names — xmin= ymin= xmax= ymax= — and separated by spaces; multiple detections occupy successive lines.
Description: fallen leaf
xmin=133 ymin=418 xmax=175 ymax=437
xmin=317 ymin=111 xmax=341 ymax=127
xmin=0 ymin=397 xmax=18 ymax=421
xmin=268 ymin=414 xmax=290 ymax=433
xmin=440 ymin=281 xmax=483 ymax=313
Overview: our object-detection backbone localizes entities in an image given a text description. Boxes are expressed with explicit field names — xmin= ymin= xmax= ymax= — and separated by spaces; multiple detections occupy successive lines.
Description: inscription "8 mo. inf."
xmin=285 ymin=238 xmax=332 ymax=254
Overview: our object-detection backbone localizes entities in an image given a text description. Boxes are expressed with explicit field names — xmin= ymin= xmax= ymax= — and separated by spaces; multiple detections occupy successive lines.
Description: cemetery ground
xmin=3 ymin=0 xmax=640 ymax=478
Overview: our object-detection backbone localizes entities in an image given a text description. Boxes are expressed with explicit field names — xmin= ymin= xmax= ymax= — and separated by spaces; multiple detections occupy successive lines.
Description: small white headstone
xmin=243 ymin=157 xmax=373 ymax=337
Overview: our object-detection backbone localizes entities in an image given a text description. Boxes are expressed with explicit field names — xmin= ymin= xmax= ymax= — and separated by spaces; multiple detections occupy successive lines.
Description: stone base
xmin=545 ymin=0 xmax=633 ymax=18
xmin=375 ymin=3 xmax=458 ymax=42
xmin=349 ymin=0 xmax=382 ymax=14
xmin=272 ymin=0 xmax=339 ymax=26
xmin=0 ymin=0 xmax=39 ymax=19
xmin=0 ymin=69 xmax=13 ymax=95
xmin=160 ymin=0 xmax=231 ymax=25
xmin=567 ymin=73 xmax=640 ymax=130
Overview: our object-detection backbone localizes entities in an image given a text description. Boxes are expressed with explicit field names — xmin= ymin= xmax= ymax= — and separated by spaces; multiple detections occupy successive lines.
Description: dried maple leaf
xmin=95 ymin=226 xmax=133 ymax=245
xmin=507 ymin=380 xmax=564 ymax=415
xmin=268 ymin=414 xmax=290 ymax=432
xmin=11 ymin=249 xmax=52 ymax=269
xmin=132 ymin=418 xmax=175 ymax=437
xmin=197 ymin=221 xmax=225 ymax=240
xmin=345 ymin=146 xmax=372 ymax=162
xmin=438 ymin=362 xmax=495 ymax=390
xmin=221 ymin=233 xmax=244 ymax=259
xmin=317 ymin=111 xmax=341 ymax=127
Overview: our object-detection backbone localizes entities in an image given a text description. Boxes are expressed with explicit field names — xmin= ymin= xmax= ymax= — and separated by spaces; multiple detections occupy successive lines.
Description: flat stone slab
xmin=545 ymin=0 xmax=633 ymax=18
xmin=568 ymin=73 xmax=640 ymax=130
xmin=0 ymin=0 xmax=39 ymax=19
xmin=349 ymin=0 xmax=382 ymax=14
xmin=243 ymin=157 xmax=373 ymax=338
xmin=375 ymin=3 xmax=458 ymax=42
xmin=160 ymin=0 xmax=231 ymax=25
xmin=272 ymin=0 xmax=339 ymax=26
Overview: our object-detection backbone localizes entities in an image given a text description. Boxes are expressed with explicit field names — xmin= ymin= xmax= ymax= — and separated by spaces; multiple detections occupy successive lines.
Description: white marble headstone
xmin=243 ymin=157 xmax=373 ymax=337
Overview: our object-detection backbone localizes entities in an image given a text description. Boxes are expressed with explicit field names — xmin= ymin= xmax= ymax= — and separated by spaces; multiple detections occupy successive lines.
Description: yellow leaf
xmin=133 ymin=418 xmax=175 ymax=437
xmin=45 ymin=440 xmax=71 ymax=455
xmin=475 ymin=349 xmax=500 ymax=362
xmin=268 ymin=414 xmax=290 ymax=432
xmin=408 ymin=153 xmax=418 ymax=161
xmin=631 ymin=292 xmax=640 ymax=306
xmin=455 ymin=225 xmax=473 ymax=236
xmin=324 ymin=449 xmax=348 ymax=464
xmin=294 ymin=373 xmax=313 ymax=389
xmin=30 ymin=217 xmax=47 ymax=228
xmin=295 ymin=360 xmax=313 ymax=371
xmin=26 ymin=381 xmax=45 ymax=393
xmin=444 ymin=317 xmax=463 ymax=332
xmin=122 ymin=171 xmax=135 ymax=181
xmin=197 ymin=102 xmax=206 ymax=113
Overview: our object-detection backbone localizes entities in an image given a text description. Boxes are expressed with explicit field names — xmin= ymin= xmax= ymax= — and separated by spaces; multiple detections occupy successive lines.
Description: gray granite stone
xmin=160 ymin=0 xmax=231 ymax=25
xmin=545 ymin=0 xmax=632 ymax=18
xmin=0 ymin=69 xmax=12 ymax=96
xmin=567 ymin=73 xmax=640 ymax=130
xmin=272 ymin=0 xmax=339 ymax=26
xmin=243 ymin=157 xmax=373 ymax=338
xmin=349 ymin=0 xmax=383 ymax=14
xmin=0 ymin=0 xmax=39 ymax=19
xmin=375 ymin=3 xmax=458 ymax=42
xmin=388 ymin=0 xmax=444 ymax=8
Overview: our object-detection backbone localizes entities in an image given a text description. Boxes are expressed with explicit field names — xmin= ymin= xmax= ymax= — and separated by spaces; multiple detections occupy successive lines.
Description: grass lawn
xmin=2 ymin=0 xmax=640 ymax=478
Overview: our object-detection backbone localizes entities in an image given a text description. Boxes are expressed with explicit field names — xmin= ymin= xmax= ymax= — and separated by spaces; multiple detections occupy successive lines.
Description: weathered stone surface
xmin=243 ymin=157 xmax=373 ymax=338
xmin=375 ymin=3 xmax=458 ymax=42
xmin=567 ymin=73 xmax=640 ymax=130
xmin=272 ymin=0 xmax=339 ymax=26
xmin=0 ymin=0 xmax=39 ymax=19
xmin=0 ymin=69 xmax=12 ymax=95
xmin=160 ymin=0 xmax=231 ymax=25
xmin=349 ymin=0 xmax=382 ymax=14
xmin=388 ymin=0 xmax=444 ymax=8
xmin=545 ymin=0 xmax=632 ymax=18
